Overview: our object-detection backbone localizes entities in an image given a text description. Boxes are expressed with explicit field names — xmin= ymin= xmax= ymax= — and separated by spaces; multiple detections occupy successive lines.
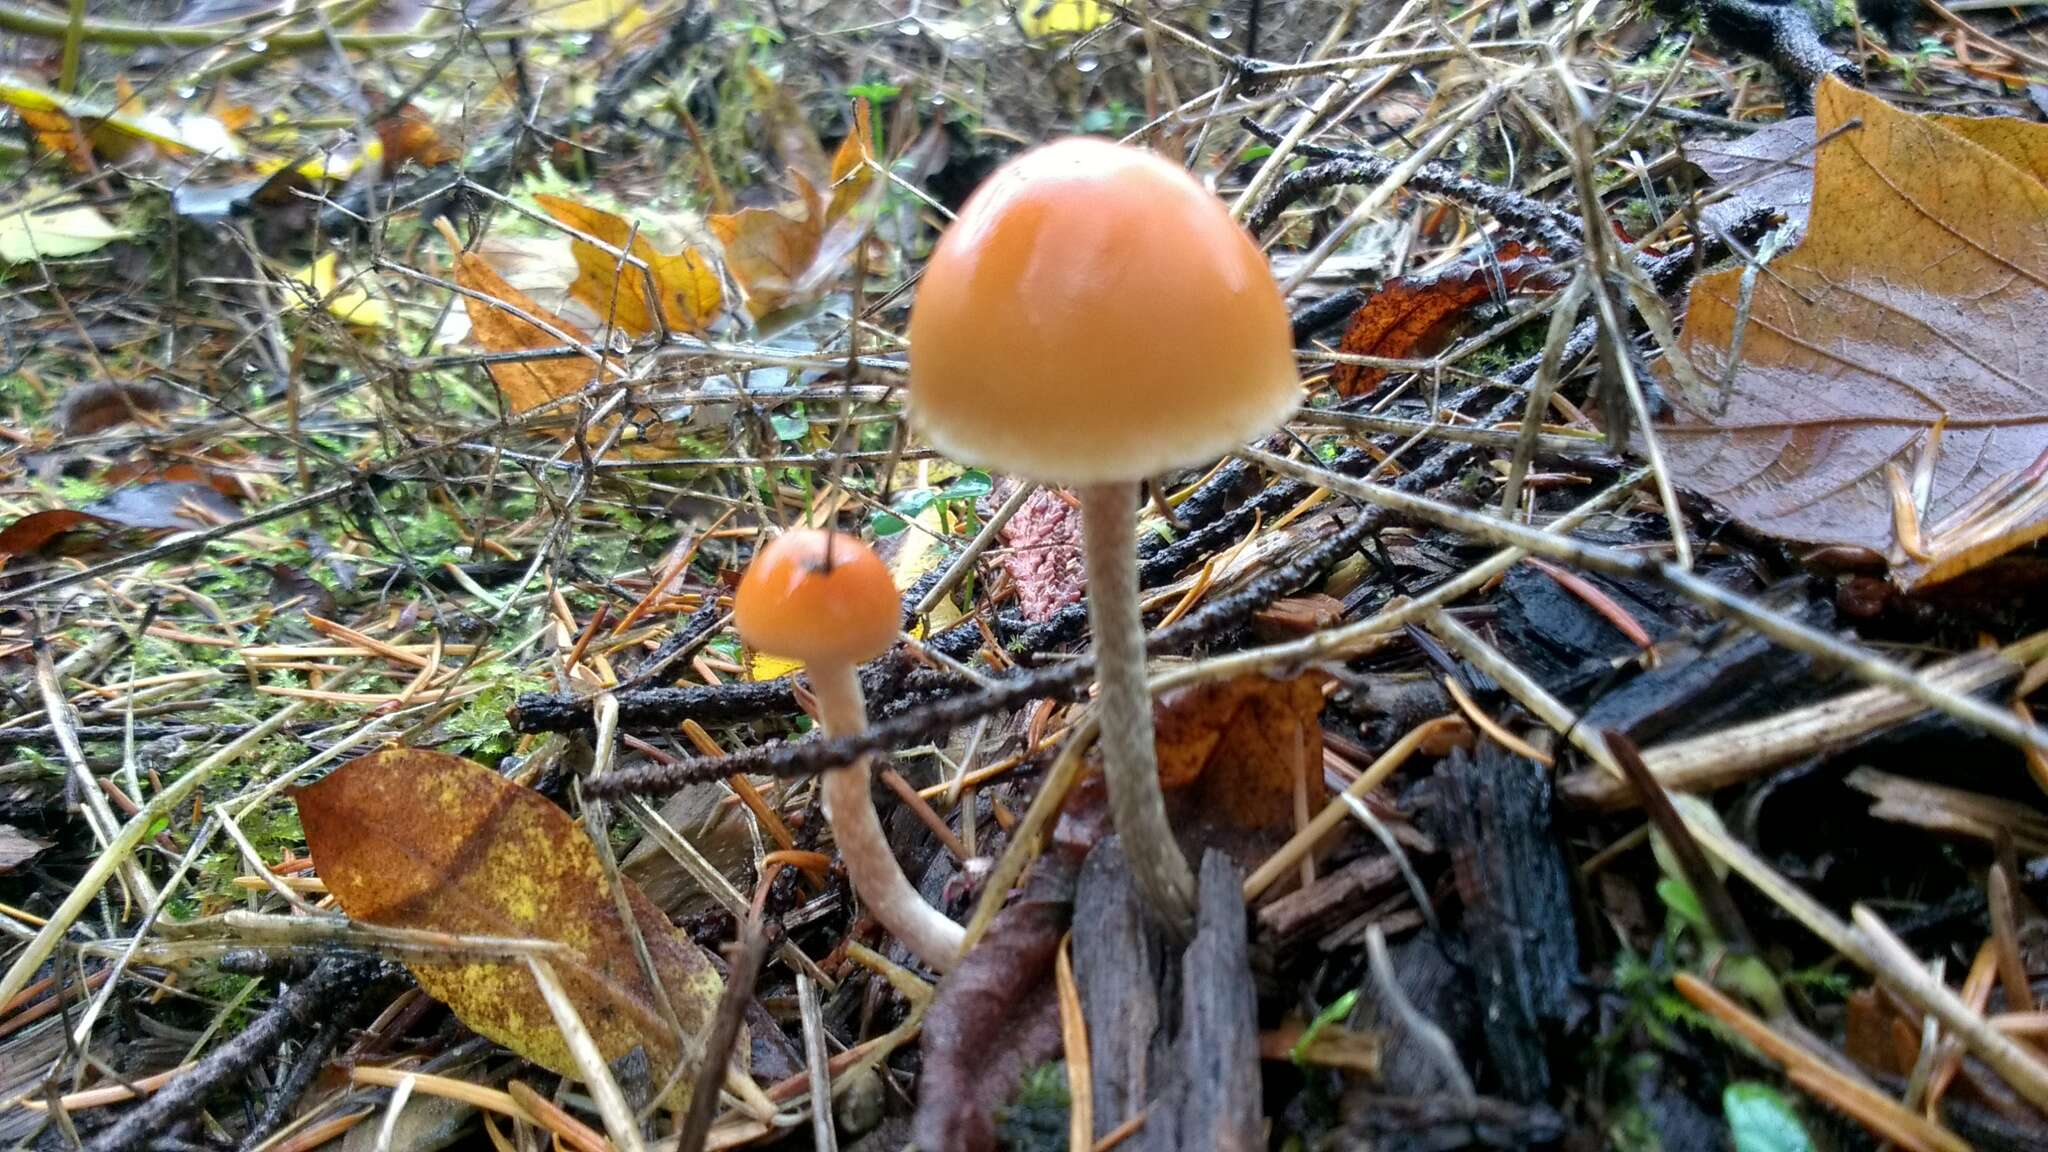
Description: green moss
xmin=995 ymin=1062 xmax=1070 ymax=1152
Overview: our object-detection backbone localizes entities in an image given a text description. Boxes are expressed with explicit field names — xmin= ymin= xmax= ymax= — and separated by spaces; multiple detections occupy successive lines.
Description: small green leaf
xmin=870 ymin=510 xmax=907 ymax=536
xmin=1656 ymin=877 xmax=1708 ymax=932
xmin=768 ymin=412 xmax=808 ymax=441
xmin=892 ymin=488 xmax=938 ymax=517
xmin=1723 ymin=1082 xmax=1814 ymax=1152
xmin=940 ymin=469 xmax=993 ymax=502
xmin=847 ymin=81 xmax=901 ymax=103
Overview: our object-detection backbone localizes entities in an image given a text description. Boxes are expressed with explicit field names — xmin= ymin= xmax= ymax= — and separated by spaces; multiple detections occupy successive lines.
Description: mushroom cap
xmin=906 ymin=136 xmax=1300 ymax=486
xmin=734 ymin=529 xmax=900 ymax=666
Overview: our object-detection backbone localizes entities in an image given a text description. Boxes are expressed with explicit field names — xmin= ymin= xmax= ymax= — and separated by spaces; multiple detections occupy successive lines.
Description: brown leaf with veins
xmin=1661 ymin=78 xmax=2048 ymax=589
xmin=1154 ymin=671 xmax=1329 ymax=832
xmin=1690 ymin=117 xmax=1816 ymax=235
xmin=295 ymin=748 xmax=725 ymax=1106
xmin=1330 ymin=244 xmax=1561 ymax=396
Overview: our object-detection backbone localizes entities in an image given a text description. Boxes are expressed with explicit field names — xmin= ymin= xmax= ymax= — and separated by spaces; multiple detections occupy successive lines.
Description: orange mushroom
xmin=907 ymin=137 xmax=1300 ymax=932
xmin=734 ymin=528 xmax=964 ymax=970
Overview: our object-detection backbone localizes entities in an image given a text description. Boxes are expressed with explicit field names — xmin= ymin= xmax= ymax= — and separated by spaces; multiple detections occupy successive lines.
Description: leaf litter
xmin=3 ymin=5 xmax=2048 ymax=1152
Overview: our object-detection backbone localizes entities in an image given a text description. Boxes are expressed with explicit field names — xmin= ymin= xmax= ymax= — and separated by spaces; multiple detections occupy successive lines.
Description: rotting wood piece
xmin=1429 ymin=744 xmax=1580 ymax=1105
xmin=1076 ymin=839 xmax=1173 ymax=1146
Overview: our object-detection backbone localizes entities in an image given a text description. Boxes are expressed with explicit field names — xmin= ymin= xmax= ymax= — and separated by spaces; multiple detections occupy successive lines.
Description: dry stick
xmin=1054 ymin=936 xmax=1093 ymax=1151
xmin=1674 ymin=974 xmax=1968 ymax=1152
xmin=1078 ymin=482 xmax=1197 ymax=936
xmin=962 ymin=717 xmax=1098 ymax=951
xmin=32 ymin=642 xmax=149 ymax=903
xmin=1675 ymin=796 xmax=2048 ymax=1113
xmin=1229 ymin=0 xmax=1422 ymax=218
xmin=676 ymin=925 xmax=770 ymax=1152
xmin=82 ymin=956 xmax=391 ymax=1152
xmin=1851 ymin=906 xmax=2048 ymax=1111
xmin=1276 ymin=85 xmax=1504 ymax=295
xmin=797 ymin=975 xmax=836 ymax=1152
xmin=1562 ymin=631 xmax=2048 ymax=807
xmin=525 ymin=957 xmax=646 ymax=1152
xmin=1242 ymin=716 xmax=1466 ymax=901
xmin=1146 ymin=468 xmax=1653 ymax=695
xmin=0 ymin=703 xmax=304 ymax=1012
xmin=616 ymin=794 xmax=833 ymax=989
xmin=1501 ymin=272 xmax=1591 ymax=513
xmin=0 ymin=482 xmax=355 ymax=610
xmin=1240 ymin=447 xmax=2048 ymax=757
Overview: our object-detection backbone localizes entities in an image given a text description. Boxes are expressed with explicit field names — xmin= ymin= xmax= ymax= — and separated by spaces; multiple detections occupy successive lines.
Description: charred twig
xmin=83 ymin=958 xmax=397 ymax=1152
xmin=676 ymin=924 xmax=772 ymax=1152
xmin=236 ymin=1011 xmax=351 ymax=1152
xmin=1693 ymin=0 xmax=1860 ymax=115
xmin=1242 ymin=124 xmax=1584 ymax=253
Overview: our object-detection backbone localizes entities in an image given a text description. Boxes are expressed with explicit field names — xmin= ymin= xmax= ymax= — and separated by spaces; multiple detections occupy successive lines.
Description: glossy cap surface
xmin=907 ymin=136 xmax=1300 ymax=486
xmin=734 ymin=529 xmax=900 ymax=666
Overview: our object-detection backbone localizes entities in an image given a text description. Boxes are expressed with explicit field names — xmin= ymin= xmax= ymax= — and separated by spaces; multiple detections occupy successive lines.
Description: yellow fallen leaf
xmin=891 ymin=505 xmax=963 ymax=635
xmin=0 ymin=198 xmax=129 ymax=263
xmin=0 ymin=75 xmax=244 ymax=164
xmin=534 ymin=194 xmax=724 ymax=335
xmin=1014 ymin=0 xmax=1110 ymax=39
xmin=531 ymin=0 xmax=642 ymax=32
xmin=293 ymin=252 xmax=391 ymax=328
xmin=295 ymin=748 xmax=726 ymax=1107
xmin=748 ymin=651 xmax=804 ymax=680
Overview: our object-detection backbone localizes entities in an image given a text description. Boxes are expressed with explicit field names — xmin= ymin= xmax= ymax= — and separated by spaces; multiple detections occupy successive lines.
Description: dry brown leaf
xmin=1662 ymin=78 xmax=2048 ymax=590
xmin=375 ymin=101 xmax=460 ymax=173
xmin=439 ymin=219 xmax=605 ymax=415
xmin=0 ymin=509 xmax=120 ymax=561
xmin=1153 ymin=671 xmax=1330 ymax=831
xmin=710 ymin=100 xmax=882 ymax=317
xmin=56 ymin=378 xmax=178 ymax=436
xmin=823 ymin=98 xmax=877 ymax=225
xmin=709 ymin=170 xmax=824 ymax=319
xmin=534 ymin=194 xmax=723 ymax=335
xmin=295 ymin=748 xmax=725 ymax=1106
xmin=0 ymin=825 xmax=50 ymax=874
xmin=1330 ymin=244 xmax=1561 ymax=396
xmin=1691 ymin=117 xmax=1816 ymax=235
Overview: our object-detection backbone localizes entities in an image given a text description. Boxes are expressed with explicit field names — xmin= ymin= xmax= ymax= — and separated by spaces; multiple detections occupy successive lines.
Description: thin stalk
xmin=1078 ymin=482 xmax=1196 ymax=935
xmin=809 ymin=661 xmax=963 ymax=971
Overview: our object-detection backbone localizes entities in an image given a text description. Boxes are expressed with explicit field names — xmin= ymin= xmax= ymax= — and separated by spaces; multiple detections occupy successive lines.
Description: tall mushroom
xmin=905 ymin=137 xmax=1300 ymax=932
xmin=735 ymin=527 xmax=964 ymax=970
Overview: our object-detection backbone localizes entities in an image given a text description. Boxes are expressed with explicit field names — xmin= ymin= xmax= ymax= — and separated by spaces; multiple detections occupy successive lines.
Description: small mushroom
xmin=906 ymin=137 xmax=1300 ymax=933
xmin=734 ymin=528 xmax=965 ymax=970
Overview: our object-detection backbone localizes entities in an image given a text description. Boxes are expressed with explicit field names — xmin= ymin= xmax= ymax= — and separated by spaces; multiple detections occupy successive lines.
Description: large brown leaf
xmin=438 ymin=219 xmax=605 ymax=416
xmin=295 ymin=748 xmax=724 ymax=1105
xmin=1154 ymin=671 xmax=1329 ymax=832
xmin=1662 ymin=78 xmax=2048 ymax=588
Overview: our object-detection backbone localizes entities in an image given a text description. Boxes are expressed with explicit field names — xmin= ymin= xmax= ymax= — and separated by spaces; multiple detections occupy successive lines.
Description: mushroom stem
xmin=1077 ymin=482 xmax=1198 ymax=935
xmin=807 ymin=660 xmax=965 ymax=971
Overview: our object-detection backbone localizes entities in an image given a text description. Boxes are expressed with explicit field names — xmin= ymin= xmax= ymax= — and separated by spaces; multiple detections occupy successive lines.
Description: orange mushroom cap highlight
xmin=734 ymin=529 xmax=901 ymax=667
xmin=906 ymin=136 xmax=1300 ymax=487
